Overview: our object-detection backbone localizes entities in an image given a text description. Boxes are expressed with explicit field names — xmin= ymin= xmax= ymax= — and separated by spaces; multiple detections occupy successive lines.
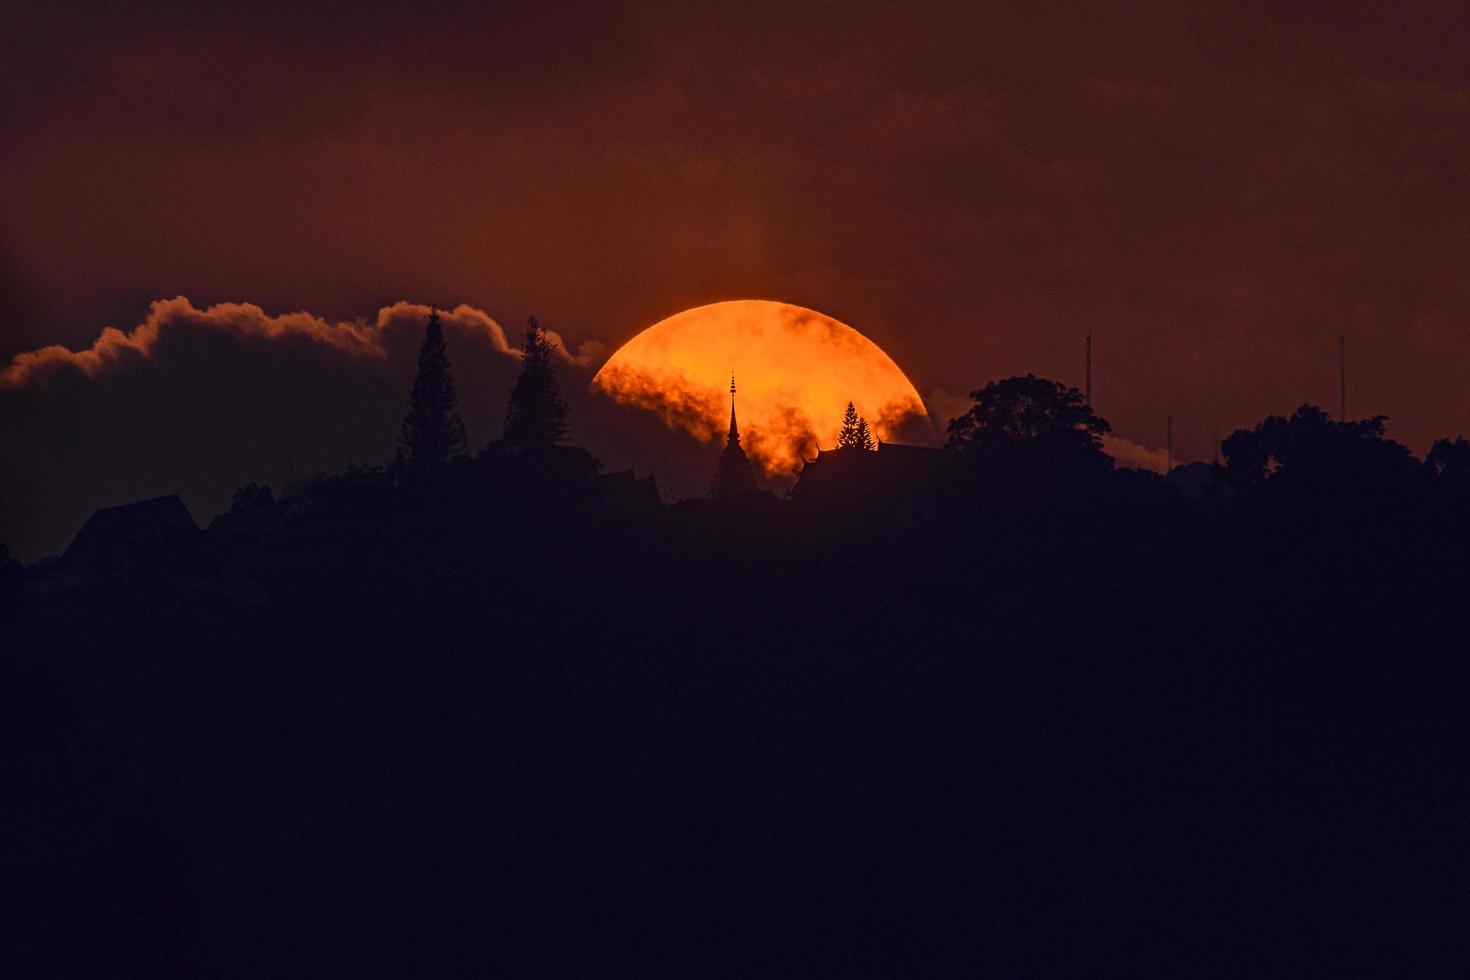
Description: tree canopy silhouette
xmin=1221 ymin=405 xmax=1417 ymax=488
xmin=397 ymin=308 xmax=467 ymax=478
xmin=230 ymin=482 xmax=274 ymax=513
xmin=946 ymin=374 xmax=1110 ymax=473
xmin=835 ymin=401 xmax=875 ymax=450
xmin=1426 ymin=436 xmax=1470 ymax=486
xmin=501 ymin=317 xmax=568 ymax=451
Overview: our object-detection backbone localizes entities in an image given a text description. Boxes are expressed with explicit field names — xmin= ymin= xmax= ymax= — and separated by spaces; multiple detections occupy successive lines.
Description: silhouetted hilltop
xmin=4 ymin=374 xmax=1470 ymax=973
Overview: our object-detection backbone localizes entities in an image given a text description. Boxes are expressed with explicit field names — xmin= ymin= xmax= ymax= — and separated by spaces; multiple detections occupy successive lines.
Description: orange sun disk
xmin=591 ymin=300 xmax=929 ymax=476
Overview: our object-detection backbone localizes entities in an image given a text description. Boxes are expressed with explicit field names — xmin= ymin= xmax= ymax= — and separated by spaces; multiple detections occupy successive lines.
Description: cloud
xmin=923 ymin=388 xmax=973 ymax=437
xmin=0 ymin=298 xmax=604 ymax=392
xmin=595 ymin=358 xmax=929 ymax=478
xmin=593 ymin=361 xmax=822 ymax=477
xmin=534 ymin=329 xmax=608 ymax=369
xmin=1102 ymin=435 xmax=1171 ymax=474
xmin=0 ymin=296 xmax=622 ymax=561
xmin=592 ymin=362 xmax=726 ymax=443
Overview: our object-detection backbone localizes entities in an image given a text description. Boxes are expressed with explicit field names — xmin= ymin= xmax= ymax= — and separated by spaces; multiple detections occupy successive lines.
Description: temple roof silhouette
xmin=794 ymin=441 xmax=960 ymax=527
xmin=62 ymin=494 xmax=198 ymax=574
xmin=800 ymin=440 xmax=948 ymax=477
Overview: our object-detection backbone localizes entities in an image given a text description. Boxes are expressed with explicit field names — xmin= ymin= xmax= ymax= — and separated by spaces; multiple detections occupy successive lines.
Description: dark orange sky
xmin=3 ymin=1 xmax=1469 ymax=555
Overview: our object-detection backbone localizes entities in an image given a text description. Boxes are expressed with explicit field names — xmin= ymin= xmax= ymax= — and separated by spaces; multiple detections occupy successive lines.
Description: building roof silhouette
xmin=62 ymin=494 xmax=198 ymax=574
xmin=794 ymin=441 xmax=960 ymax=527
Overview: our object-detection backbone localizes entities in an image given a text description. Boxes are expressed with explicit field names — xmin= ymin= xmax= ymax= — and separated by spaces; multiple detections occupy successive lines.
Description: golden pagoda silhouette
xmin=709 ymin=373 xmax=759 ymax=497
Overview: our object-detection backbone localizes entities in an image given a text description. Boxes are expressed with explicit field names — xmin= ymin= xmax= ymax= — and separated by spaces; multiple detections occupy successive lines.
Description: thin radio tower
xmin=1338 ymin=334 xmax=1346 ymax=420
xmin=1166 ymin=415 xmax=1173 ymax=475
xmin=1085 ymin=335 xmax=1092 ymax=408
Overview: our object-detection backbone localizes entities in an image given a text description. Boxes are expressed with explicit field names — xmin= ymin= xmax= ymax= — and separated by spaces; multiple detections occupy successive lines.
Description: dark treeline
xmin=4 ymin=314 xmax=1469 ymax=973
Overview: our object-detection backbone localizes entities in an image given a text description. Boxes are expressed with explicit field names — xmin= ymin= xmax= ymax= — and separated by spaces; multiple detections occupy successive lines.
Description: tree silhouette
xmin=1426 ymin=436 xmax=1470 ymax=486
xmin=502 ymin=317 xmax=568 ymax=451
xmin=398 ymin=309 xmax=467 ymax=478
xmin=230 ymin=482 xmax=274 ymax=513
xmin=0 ymin=540 xmax=19 ymax=600
xmin=835 ymin=402 xmax=875 ymax=450
xmin=946 ymin=374 xmax=1110 ymax=472
xmin=1221 ymin=405 xmax=1416 ymax=487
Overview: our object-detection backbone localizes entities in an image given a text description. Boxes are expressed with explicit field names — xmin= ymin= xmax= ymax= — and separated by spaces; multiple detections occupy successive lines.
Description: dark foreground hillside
xmin=4 ymin=439 xmax=1469 ymax=974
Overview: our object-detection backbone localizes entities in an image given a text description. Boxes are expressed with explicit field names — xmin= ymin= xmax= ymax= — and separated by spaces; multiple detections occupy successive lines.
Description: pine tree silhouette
xmin=398 ymin=308 xmax=467 ymax=479
xmin=502 ymin=317 xmax=568 ymax=450
xmin=836 ymin=401 xmax=875 ymax=450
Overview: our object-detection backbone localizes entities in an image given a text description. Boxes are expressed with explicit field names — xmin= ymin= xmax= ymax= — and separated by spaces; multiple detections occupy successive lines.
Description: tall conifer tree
xmin=836 ymin=401 xmax=875 ymax=450
xmin=398 ymin=308 xmax=467 ymax=478
xmin=502 ymin=317 xmax=568 ymax=450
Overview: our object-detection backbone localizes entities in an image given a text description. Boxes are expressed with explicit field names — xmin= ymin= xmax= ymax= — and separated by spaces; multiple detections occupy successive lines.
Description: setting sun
xmin=591 ymin=300 xmax=929 ymax=476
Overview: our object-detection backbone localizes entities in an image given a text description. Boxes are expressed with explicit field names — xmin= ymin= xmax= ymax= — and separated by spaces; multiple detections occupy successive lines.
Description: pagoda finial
xmin=727 ymin=371 xmax=740 ymax=445
xmin=710 ymin=369 xmax=758 ymax=496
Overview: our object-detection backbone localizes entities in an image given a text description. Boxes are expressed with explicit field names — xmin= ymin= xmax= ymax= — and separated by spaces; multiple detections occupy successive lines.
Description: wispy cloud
xmin=1102 ymin=435 xmax=1172 ymax=474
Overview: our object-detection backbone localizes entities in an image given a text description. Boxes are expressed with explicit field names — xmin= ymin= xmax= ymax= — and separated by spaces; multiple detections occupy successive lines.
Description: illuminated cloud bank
xmin=0 ymin=297 xmax=602 ymax=391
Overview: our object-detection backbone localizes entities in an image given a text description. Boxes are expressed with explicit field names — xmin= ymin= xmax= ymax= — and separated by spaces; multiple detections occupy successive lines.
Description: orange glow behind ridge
xmin=591 ymin=300 xmax=929 ymax=477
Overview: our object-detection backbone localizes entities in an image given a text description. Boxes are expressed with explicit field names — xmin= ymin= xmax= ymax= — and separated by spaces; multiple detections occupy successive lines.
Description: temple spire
xmin=728 ymin=372 xmax=740 ymax=445
xmin=710 ymin=370 xmax=758 ymax=496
